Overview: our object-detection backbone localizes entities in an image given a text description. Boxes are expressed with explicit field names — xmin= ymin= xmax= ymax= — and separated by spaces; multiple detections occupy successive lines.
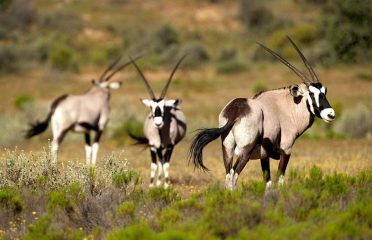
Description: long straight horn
xmin=129 ymin=56 xmax=156 ymax=99
xmin=104 ymin=55 xmax=142 ymax=82
xmin=160 ymin=54 xmax=187 ymax=99
xmin=286 ymin=36 xmax=319 ymax=83
xmin=257 ymin=42 xmax=311 ymax=86
xmin=98 ymin=56 xmax=122 ymax=82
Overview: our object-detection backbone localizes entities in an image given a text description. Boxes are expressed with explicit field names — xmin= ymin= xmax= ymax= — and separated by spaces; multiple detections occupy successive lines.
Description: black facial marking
xmin=311 ymin=82 xmax=323 ymax=89
xmin=154 ymin=106 xmax=162 ymax=117
xmin=318 ymin=93 xmax=331 ymax=110
xmin=307 ymin=83 xmax=332 ymax=119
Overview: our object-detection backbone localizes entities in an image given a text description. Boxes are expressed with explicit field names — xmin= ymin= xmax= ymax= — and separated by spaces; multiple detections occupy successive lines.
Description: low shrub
xmin=48 ymin=42 xmax=80 ymax=72
xmin=215 ymin=59 xmax=247 ymax=74
xmin=0 ymin=188 xmax=25 ymax=214
xmin=14 ymin=94 xmax=34 ymax=110
xmin=238 ymin=0 xmax=275 ymax=32
xmin=23 ymin=215 xmax=64 ymax=240
xmin=116 ymin=201 xmax=135 ymax=218
xmin=107 ymin=224 xmax=156 ymax=240
xmin=252 ymin=81 xmax=267 ymax=93
xmin=0 ymin=45 xmax=18 ymax=73
xmin=0 ymin=0 xmax=36 ymax=30
xmin=319 ymin=0 xmax=371 ymax=63
xmin=112 ymin=117 xmax=144 ymax=144
xmin=178 ymin=41 xmax=209 ymax=69
xmin=38 ymin=8 xmax=82 ymax=33
xmin=148 ymin=187 xmax=180 ymax=204
xmin=356 ymin=72 xmax=372 ymax=82
xmin=334 ymin=104 xmax=372 ymax=138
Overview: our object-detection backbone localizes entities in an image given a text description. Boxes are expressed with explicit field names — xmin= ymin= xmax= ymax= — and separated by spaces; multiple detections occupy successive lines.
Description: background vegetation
xmin=0 ymin=0 xmax=371 ymax=239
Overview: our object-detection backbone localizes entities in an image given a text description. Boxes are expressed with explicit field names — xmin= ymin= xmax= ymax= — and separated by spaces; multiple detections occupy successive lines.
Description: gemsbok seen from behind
xmin=190 ymin=37 xmax=335 ymax=190
xmin=25 ymin=57 xmax=137 ymax=166
xmin=129 ymin=56 xmax=187 ymax=189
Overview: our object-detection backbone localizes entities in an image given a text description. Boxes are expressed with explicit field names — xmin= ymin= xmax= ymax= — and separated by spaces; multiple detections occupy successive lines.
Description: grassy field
xmin=0 ymin=143 xmax=371 ymax=239
xmin=0 ymin=0 xmax=371 ymax=239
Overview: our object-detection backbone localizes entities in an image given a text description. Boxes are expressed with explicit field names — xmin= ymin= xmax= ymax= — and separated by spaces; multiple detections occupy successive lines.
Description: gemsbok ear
xmin=108 ymin=81 xmax=122 ymax=89
xmin=165 ymin=99 xmax=181 ymax=107
xmin=141 ymin=99 xmax=152 ymax=107
xmin=290 ymin=84 xmax=303 ymax=97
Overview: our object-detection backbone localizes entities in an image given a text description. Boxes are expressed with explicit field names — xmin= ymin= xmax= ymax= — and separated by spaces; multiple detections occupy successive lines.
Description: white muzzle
xmin=320 ymin=108 xmax=336 ymax=123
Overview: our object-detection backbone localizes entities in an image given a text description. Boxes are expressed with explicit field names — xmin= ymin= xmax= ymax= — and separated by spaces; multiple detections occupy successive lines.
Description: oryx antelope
xmin=129 ymin=56 xmax=187 ymax=189
xmin=25 ymin=57 xmax=136 ymax=166
xmin=190 ymin=37 xmax=336 ymax=190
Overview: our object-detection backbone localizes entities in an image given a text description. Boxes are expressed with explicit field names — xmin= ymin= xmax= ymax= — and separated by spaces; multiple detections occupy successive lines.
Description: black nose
xmin=327 ymin=113 xmax=335 ymax=119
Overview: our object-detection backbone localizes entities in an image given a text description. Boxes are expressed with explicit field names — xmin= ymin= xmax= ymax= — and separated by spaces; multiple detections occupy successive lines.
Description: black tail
xmin=189 ymin=121 xmax=234 ymax=171
xmin=25 ymin=94 xmax=68 ymax=139
xmin=128 ymin=131 xmax=149 ymax=145
xmin=25 ymin=119 xmax=50 ymax=139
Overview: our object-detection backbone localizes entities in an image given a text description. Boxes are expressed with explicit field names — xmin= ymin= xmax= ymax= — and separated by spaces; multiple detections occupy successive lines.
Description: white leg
xmin=226 ymin=169 xmax=235 ymax=190
xmin=156 ymin=161 xmax=163 ymax=187
xmin=51 ymin=140 xmax=59 ymax=166
xmin=163 ymin=162 xmax=170 ymax=189
xmin=85 ymin=145 xmax=92 ymax=166
xmin=149 ymin=163 xmax=157 ymax=188
xmin=225 ymin=172 xmax=232 ymax=189
xmin=278 ymin=175 xmax=285 ymax=186
xmin=266 ymin=180 xmax=272 ymax=190
xmin=91 ymin=143 xmax=99 ymax=166
xmin=232 ymin=172 xmax=239 ymax=189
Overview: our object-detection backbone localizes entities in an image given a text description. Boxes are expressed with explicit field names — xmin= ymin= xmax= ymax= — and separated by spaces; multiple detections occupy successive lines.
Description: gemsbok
xmin=129 ymin=56 xmax=187 ymax=188
xmin=25 ymin=56 xmax=137 ymax=166
xmin=190 ymin=37 xmax=336 ymax=190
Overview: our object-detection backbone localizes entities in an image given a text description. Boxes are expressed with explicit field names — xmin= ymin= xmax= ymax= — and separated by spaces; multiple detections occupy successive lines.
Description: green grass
xmin=0 ymin=150 xmax=370 ymax=239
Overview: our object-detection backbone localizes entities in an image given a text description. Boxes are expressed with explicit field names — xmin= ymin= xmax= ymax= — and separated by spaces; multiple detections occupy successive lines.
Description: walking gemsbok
xmin=129 ymin=56 xmax=187 ymax=189
xmin=190 ymin=37 xmax=335 ymax=190
xmin=25 ymin=56 xmax=137 ymax=166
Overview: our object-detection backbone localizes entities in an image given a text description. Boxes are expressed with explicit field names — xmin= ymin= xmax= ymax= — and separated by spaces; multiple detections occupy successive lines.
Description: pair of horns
xmin=257 ymin=36 xmax=319 ymax=86
xmin=98 ymin=55 xmax=142 ymax=82
xmin=130 ymin=54 xmax=187 ymax=99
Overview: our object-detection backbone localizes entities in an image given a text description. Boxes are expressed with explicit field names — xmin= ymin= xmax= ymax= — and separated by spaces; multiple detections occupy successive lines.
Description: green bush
xmin=112 ymin=117 xmax=144 ymax=143
xmin=153 ymin=24 xmax=179 ymax=53
xmin=148 ymin=187 xmax=180 ymax=203
xmin=116 ymin=201 xmax=136 ymax=217
xmin=0 ymin=45 xmax=18 ymax=73
xmin=48 ymin=42 xmax=79 ymax=72
xmin=217 ymin=47 xmax=237 ymax=62
xmin=39 ymin=9 xmax=82 ymax=33
xmin=215 ymin=59 xmax=247 ymax=74
xmin=112 ymin=170 xmax=140 ymax=190
xmin=48 ymin=183 xmax=84 ymax=213
xmin=334 ymin=104 xmax=372 ymax=138
xmin=178 ymin=41 xmax=209 ymax=69
xmin=24 ymin=215 xmax=64 ymax=240
xmin=14 ymin=94 xmax=34 ymax=110
xmin=320 ymin=0 xmax=371 ymax=63
xmin=356 ymin=72 xmax=372 ymax=82
xmin=107 ymin=224 xmax=156 ymax=240
xmin=0 ymin=188 xmax=25 ymax=214
xmin=238 ymin=0 xmax=275 ymax=32
xmin=0 ymin=0 xmax=36 ymax=30
xmin=252 ymin=81 xmax=267 ymax=93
